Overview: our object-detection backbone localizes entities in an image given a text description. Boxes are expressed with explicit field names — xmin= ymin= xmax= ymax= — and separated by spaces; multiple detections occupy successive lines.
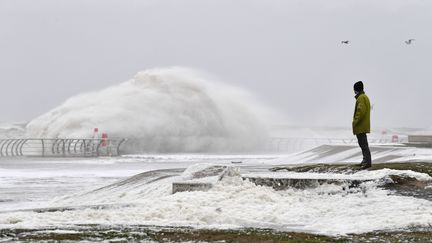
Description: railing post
xmin=96 ymin=140 xmax=103 ymax=157
xmin=0 ymin=139 xmax=5 ymax=157
xmin=117 ymin=139 xmax=126 ymax=156
xmin=82 ymin=140 xmax=86 ymax=157
xmin=5 ymin=140 xmax=13 ymax=157
xmin=41 ymin=139 xmax=45 ymax=157
xmin=14 ymin=140 xmax=20 ymax=156
xmin=74 ymin=139 xmax=80 ymax=153
xmin=62 ymin=139 xmax=66 ymax=157
xmin=67 ymin=140 xmax=73 ymax=155
xmin=19 ymin=139 xmax=28 ymax=156
xmin=52 ymin=139 xmax=58 ymax=155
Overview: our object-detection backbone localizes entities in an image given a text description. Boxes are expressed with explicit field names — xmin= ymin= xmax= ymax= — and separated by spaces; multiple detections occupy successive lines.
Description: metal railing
xmin=0 ymin=138 xmax=127 ymax=157
xmin=0 ymin=137 xmax=409 ymax=157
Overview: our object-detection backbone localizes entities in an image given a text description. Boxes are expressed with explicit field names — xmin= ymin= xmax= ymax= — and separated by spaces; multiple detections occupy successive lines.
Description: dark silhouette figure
xmin=405 ymin=39 xmax=415 ymax=45
xmin=352 ymin=81 xmax=372 ymax=169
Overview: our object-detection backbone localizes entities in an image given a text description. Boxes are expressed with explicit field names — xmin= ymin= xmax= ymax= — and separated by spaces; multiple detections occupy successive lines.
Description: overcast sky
xmin=1 ymin=0 xmax=431 ymax=129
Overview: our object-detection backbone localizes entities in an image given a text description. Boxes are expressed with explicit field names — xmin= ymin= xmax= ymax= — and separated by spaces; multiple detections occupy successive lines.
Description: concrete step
xmin=172 ymin=175 xmax=374 ymax=193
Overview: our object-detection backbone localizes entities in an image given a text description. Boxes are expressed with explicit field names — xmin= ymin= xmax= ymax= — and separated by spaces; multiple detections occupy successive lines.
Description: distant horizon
xmin=1 ymin=120 xmax=430 ymax=131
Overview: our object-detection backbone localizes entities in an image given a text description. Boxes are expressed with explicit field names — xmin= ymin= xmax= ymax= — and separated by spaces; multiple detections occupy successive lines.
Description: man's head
xmin=354 ymin=81 xmax=364 ymax=94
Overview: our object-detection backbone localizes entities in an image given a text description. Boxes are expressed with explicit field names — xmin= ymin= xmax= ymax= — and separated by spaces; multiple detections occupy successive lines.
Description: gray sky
xmin=1 ymin=0 xmax=431 ymax=128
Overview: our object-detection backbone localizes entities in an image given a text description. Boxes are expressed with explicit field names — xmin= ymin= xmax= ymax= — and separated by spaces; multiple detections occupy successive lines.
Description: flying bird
xmin=405 ymin=39 xmax=415 ymax=45
xmin=341 ymin=40 xmax=349 ymax=44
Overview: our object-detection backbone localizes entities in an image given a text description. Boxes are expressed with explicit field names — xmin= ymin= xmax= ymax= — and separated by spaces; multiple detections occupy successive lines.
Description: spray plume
xmin=27 ymin=67 xmax=282 ymax=153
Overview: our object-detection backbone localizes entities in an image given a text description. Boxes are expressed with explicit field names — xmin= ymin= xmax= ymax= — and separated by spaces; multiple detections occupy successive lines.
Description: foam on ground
xmin=1 ymin=164 xmax=431 ymax=236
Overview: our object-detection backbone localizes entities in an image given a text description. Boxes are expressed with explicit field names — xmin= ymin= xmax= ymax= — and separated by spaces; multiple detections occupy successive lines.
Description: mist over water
xmin=26 ymin=67 xmax=282 ymax=153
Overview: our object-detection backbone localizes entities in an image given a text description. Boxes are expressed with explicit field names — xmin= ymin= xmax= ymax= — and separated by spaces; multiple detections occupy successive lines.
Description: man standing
xmin=353 ymin=81 xmax=372 ymax=169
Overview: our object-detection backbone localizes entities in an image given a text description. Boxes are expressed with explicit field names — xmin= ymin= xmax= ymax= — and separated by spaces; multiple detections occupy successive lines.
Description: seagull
xmin=341 ymin=40 xmax=349 ymax=44
xmin=405 ymin=39 xmax=415 ymax=45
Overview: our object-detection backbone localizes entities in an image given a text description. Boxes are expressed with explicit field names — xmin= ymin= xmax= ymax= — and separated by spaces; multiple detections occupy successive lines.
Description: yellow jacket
xmin=353 ymin=92 xmax=371 ymax=135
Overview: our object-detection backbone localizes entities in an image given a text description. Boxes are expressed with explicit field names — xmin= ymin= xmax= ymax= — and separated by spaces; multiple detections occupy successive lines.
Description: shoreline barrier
xmin=0 ymin=136 xmax=412 ymax=157
xmin=0 ymin=138 xmax=126 ymax=157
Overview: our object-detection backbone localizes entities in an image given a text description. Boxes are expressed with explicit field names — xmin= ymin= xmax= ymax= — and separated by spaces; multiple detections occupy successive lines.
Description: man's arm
xmin=353 ymin=97 xmax=366 ymax=126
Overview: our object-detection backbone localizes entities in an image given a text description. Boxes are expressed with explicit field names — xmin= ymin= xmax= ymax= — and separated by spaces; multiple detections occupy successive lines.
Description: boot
xmin=360 ymin=162 xmax=371 ymax=169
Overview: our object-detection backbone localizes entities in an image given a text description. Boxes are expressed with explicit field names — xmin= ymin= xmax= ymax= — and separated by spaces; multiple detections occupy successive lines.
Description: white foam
xmin=1 ymin=167 xmax=431 ymax=235
xmin=0 ymin=177 xmax=431 ymax=235
xmin=180 ymin=163 xmax=223 ymax=179
xmin=26 ymin=67 xmax=283 ymax=153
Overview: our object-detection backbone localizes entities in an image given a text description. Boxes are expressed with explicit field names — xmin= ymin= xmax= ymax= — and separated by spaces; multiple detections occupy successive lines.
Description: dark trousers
xmin=356 ymin=133 xmax=372 ymax=164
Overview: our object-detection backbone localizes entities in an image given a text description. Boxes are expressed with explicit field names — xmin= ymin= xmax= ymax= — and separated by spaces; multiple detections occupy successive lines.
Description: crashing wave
xmin=26 ymin=67 xmax=283 ymax=153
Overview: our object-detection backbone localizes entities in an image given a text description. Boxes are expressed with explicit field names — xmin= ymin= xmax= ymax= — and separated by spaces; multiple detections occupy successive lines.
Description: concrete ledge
xmin=408 ymin=135 xmax=432 ymax=143
xmin=243 ymin=177 xmax=370 ymax=190
xmin=172 ymin=175 xmax=373 ymax=194
xmin=172 ymin=182 xmax=213 ymax=194
xmin=407 ymin=135 xmax=432 ymax=147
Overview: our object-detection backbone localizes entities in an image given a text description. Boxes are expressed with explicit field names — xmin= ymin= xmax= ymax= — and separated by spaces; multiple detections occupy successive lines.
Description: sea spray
xmin=26 ymin=67 xmax=282 ymax=153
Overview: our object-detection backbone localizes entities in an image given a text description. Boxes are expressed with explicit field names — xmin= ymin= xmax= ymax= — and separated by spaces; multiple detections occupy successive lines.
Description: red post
xmin=101 ymin=133 xmax=108 ymax=147
xmin=93 ymin=128 xmax=99 ymax=139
